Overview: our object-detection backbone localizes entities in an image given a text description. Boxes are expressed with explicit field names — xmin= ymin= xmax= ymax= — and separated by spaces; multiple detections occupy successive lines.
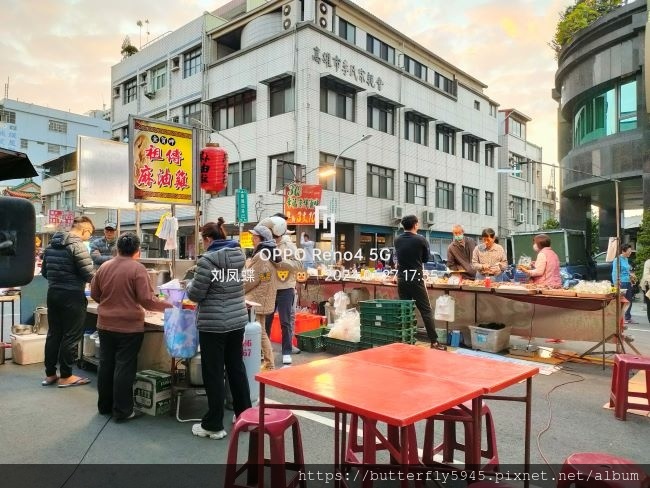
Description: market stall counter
xmin=83 ymin=301 xmax=170 ymax=372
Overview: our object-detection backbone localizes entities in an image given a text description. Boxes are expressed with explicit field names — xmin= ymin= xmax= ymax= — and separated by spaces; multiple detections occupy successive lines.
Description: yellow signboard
xmin=129 ymin=116 xmax=196 ymax=204
xmin=239 ymin=231 xmax=254 ymax=249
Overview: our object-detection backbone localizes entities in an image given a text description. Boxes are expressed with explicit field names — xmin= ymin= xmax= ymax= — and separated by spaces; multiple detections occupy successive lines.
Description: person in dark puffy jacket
xmin=185 ymin=217 xmax=252 ymax=440
xmin=41 ymin=216 xmax=96 ymax=387
xmin=89 ymin=222 xmax=117 ymax=267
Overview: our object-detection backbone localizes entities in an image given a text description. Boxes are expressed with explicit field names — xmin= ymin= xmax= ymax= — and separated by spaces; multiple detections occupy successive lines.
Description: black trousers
xmin=44 ymin=288 xmax=87 ymax=378
xmin=97 ymin=330 xmax=144 ymax=419
xmin=264 ymin=288 xmax=295 ymax=355
xmin=199 ymin=329 xmax=252 ymax=432
xmin=397 ymin=278 xmax=438 ymax=342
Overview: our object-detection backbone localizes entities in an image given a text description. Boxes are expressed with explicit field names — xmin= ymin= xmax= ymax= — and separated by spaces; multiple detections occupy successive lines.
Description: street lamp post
xmin=329 ymin=135 xmax=372 ymax=264
xmin=190 ymin=118 xmax=244 ymax=237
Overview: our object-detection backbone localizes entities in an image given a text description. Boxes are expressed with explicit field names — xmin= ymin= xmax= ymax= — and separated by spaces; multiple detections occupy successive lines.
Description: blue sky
xmin=0 ymin=0 xmax=572 ymax=178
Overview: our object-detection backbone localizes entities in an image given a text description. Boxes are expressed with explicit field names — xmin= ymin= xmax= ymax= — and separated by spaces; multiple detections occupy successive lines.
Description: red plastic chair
xmin=609 ymin=354 xmax=650 ymax=421
xmin=224 ymin=407 xmax=306 ymax=488
xmin=557 ymin=452 xmax=649 ymax=488
xmin=345 ymin=414 xmax=420 ymax=465
xmin=422 ymin=400 xmax=499 ymax=472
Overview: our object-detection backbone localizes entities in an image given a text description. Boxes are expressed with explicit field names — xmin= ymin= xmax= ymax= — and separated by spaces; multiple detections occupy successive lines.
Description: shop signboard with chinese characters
xmin=48 ymin=209 xmax=75 ymax=229
xmin=128 ymin=116 xmax=198 ymax=205
xmin=283 ymin=183 xmax=322 ymax=225
xmin=236 ymin=188 xmax=248 ymax=224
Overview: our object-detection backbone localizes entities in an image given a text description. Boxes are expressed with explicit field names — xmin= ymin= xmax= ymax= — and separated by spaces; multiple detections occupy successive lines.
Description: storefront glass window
xmin=619 ymin=80 xmax=637 ymax=132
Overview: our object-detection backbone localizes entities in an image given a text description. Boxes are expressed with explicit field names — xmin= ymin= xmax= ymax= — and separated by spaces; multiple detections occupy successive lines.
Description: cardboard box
xmin=133 ymin=370 xmax=172 ymax=416
xmin=11 ymin=333 xmax=46 ymax=365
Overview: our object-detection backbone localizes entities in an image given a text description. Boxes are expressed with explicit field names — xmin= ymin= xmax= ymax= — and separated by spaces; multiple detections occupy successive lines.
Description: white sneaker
xmin=282 ymin=354 xmax=292 ymax=365
xmin=192 ymin=423 xmax=227 ymax=440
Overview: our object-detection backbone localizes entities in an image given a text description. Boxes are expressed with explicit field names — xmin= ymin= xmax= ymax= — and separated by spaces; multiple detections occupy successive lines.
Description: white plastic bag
xmin=434 ymin=295 xmax=455 ymax=322
xmin=326 ymin=309 xmax=361 ymax=342
xmin=333 ymin=291 xmax=350 ymax=316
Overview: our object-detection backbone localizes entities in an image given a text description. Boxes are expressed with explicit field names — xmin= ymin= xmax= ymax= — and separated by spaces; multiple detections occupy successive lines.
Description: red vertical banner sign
xmin=283 ymin=183 xmax=322 ymax=225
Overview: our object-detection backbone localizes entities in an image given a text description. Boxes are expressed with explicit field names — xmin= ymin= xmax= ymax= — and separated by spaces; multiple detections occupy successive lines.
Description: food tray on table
xmin=540 ymin=289 xmax=577 ymax=297
xmin=428 ymin=283 xmax=461 ymax=289
xmin=461 ymin=285 xmax=493 ymax=292
xmin=576 ymin=293 xmax=614 ymax=299
xmin=296 ymin=327 xmax=327 ymax=353
xmin=323 ymin=337 xmax=360 ymax=355
xmin=495 ymin=286 xmax=538 ymax=295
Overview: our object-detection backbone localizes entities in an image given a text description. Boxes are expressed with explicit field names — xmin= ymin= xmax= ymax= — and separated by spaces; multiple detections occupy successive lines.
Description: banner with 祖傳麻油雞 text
xmin=283 ymin=184 xmax=322 ymax=225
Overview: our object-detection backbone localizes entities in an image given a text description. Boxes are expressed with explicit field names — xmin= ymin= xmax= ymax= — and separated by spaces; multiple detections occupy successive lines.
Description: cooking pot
xmin=188 ymin=353 xmax=203 ymax=386
xmin=147 ymin=269 xmax=171 ymax=290
xmin=11 ymin=324 xmax=34 ymax=335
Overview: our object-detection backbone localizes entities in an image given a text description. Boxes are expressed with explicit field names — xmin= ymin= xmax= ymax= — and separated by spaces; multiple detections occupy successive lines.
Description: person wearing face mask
xmin=446 ymin=224 xmax=477 ymax=279
xmin=519 ymin=234 xmax=561 ymax=288
xmin=471 ymin=228 xmax=508 ymax=282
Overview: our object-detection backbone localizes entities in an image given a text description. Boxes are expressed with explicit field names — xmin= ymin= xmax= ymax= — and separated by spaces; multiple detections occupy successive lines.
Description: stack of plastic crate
xmin=359 ymin=299 xmax=417 ymax=349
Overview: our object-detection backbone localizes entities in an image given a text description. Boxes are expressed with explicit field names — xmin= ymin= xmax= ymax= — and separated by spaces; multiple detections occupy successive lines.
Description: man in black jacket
xmin=394 ymin=215 xmax=446 ymax=351
xmin=41 ymin=216 xmax=96 ymax=387
xmin=89 ymin=221 xmax=117 ymax=267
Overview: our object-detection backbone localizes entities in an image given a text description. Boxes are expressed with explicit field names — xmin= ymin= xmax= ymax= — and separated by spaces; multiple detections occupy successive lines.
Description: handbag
xmin=163 ymin=307 xmax=198 ymax=359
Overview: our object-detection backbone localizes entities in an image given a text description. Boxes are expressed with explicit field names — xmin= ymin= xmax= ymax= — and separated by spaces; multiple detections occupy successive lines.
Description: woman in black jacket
xmin=185 ymin=218 xmax=251 ymax=440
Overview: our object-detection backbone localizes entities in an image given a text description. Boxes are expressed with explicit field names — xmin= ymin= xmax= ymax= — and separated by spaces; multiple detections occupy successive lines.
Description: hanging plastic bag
xmin=434 ymin=295 xmax=455 ymax=322
xmin=163 ymin=307 xmax=198 ymax=358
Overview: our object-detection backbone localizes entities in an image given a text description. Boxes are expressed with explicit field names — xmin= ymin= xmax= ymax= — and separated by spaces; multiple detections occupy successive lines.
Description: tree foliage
xmin=540 ymin=218 xmax=560 ymax=230
xmin=636 ymin=210 xmax=650 ymax=274
xmin=121 ymin=36 xmax=138 ymax=59
xmin=550 ymin=0 xmax=622 ymax=58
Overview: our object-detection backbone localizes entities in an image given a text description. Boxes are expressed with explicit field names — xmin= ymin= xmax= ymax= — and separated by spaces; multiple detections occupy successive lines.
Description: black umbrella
xmin=0 ymin=147 xmax=38 ymax=181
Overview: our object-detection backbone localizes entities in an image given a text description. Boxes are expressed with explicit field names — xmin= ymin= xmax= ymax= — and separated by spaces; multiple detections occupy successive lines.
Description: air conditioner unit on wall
xmin=316 ymin=0 xmax=333 ymax=31
xmin=391 ymin=205 xmax=403 ymax=220
xmin=422 ymin=210 xmax=434 ymax=226
xmin=281 ymin=1 xmax=298 ymax=31
xmin=144 ymin=88 xmax=155 ymax=99
xmin=516 ymin=213 xmax=526 ymax=224
xmin=171 ymin=56 xmax=180 ymax=71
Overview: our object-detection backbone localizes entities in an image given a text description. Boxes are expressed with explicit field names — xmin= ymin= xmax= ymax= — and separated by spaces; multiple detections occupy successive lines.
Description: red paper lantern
xmin=200 ymin=143 xmax=228 ymax=194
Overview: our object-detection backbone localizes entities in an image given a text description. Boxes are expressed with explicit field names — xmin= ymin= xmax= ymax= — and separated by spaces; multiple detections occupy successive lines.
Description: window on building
xmin=405 ymin=112 xmax=428 ymax=145
xmin=20 ymin=138 xmax=28 ymax=149
xmin=269 ymin=76 xmax=295 ymax=117
xmin=182 ymin=102 xmax=201 ymax=125
xmin=152 ymin=64 xmax=166 ymax=91
xmin=489 ymin=104 xmax=497 ymax=117
xmin=462 ymin=135 xmax=479 ymax=162
xmin=485 ymin=191 xmax=494 ymax=216
xmin=366 ymin=34 xmax=395 ymax=64
xmin=124 ymin=78 xmax=137 ymax=103
xmin=510 ymin=119 xmax=526 ymax=139
xmin=183 ymin=47 xmax=201 ymax=78
xmin=404 ymin=56 xmax=427 ymax=81
xmin=338 ymin=18 xmax=356 ymax=43
xmin=221 ymin=160 xmax=256 ymax=196
xmin=436 ymin=180 xmax=455 ymax=210
xmin=47 ymin=143 xmax=60 ymax=154
xmin=619 ymin=79 xmax=637 ymax=132
xmin=512 ymin=196 xmax=524 ymax=220
xmin=48 ymin=120 xmax=67 ymax=133
xmin=367 ymin=97 xmax=395 ymax=135
xmin=436 ymin=125 xmax=456 ymax=155
xmin=367 ymin=164 xmax=394 ymax=199
xmin=211 ymin=91 xmax=256 ymax=130
xmin=474 ymin=100 xmax=480 ymax=111
xmin=509 ymin=154 xmax=528 ymax=181
xmin=434 ymin=72 xmax=455 ymax=96
xmin=320 ymin=78 xmax=355 ymax=121
xmin=405 ymin=173 xmax=427 ymax=205
xmin=320 ymin=152 xmax=354 ymax=194
xmin=269 ymin=152 xmax=305 ymax=191
xmin=0 ymin=109 xmax=16 ymax=123
xmin=484 ymin=145 xmax=495 ymax=167
xmin=462 ymin=186 xmax=479 ymax=213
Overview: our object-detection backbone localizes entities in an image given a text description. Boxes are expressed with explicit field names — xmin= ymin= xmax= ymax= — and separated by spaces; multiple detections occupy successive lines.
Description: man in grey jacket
xmin=446 ymin=224 xmax=477 ymax=280
xmin=41 ymin=216 xmax=96 ymax=387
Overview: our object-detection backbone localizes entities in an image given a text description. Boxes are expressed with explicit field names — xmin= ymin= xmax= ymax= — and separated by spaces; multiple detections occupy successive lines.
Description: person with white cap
xmin=244 ymin=224 xmax=280 ymax=370
xmin=260 ymin=214 xmax=303 ymax=365
xmin=90 ymin=221 xmax=117 ymax=267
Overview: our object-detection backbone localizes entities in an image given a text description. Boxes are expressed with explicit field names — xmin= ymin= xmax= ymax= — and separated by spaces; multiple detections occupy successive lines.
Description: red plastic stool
xmin=346 ymin=414 xmax=419 ymax=465
xmin=422 ymin=400 xmax=499 ymax=472
xmin=224 ymin=407 xmax=306 ymax=488
xmin=609 ymin=354 xmax=650 ymax=421
xmin=557 ymin=452 xmax=649 ymax=488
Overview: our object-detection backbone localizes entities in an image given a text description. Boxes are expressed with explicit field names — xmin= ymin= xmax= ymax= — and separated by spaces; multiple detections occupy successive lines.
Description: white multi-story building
xmin=497 ymin=109 xmax=556 ymax=243
xmin=111 ymin=0 xmax=508 ymax=259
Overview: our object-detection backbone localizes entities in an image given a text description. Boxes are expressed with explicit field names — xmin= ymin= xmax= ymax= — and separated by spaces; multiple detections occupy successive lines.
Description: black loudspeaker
xmin=0 ymin=197 xmax=36 ymax=287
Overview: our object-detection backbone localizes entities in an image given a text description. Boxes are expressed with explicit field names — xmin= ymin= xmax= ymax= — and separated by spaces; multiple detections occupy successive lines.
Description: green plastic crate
xmin=359 ymin=335 xmax=417 ymax=347
xmin=360 ymin=317 xmax=417 ymax=329
xmin=361 ymin=324 xmax=417 ymax=342
xmin=296 ymin=327 xmax=327 ymax=353
xmin=359 ymin=299 xmax=415 ymax=314
xmin=323 ymin=337 xmax=360 ymax=355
